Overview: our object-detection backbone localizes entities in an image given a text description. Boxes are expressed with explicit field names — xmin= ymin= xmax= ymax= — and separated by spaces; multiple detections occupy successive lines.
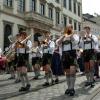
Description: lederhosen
xmin=42 ymin=45 xmax=52 ymax=66
xmin=83 ymin=36 xmax=95 ymax=62
xmin=96 ymin=52 xmax=100 ymax=61
xmin=24 ymin=40 xmax=29 ymax=62
xmin=32 ymin=48 xmax=40 ymax=66
xmin=17 ymin=44 xmax=27 ymax=67
xmin=62 ymin=38 xmax=77 ymax=69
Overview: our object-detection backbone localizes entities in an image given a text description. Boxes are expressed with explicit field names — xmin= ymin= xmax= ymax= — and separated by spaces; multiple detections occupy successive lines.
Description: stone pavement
xmin=0 ymin=72 xmax=100 ymax=100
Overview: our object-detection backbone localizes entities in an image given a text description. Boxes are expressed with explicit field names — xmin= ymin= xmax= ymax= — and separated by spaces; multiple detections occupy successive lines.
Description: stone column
xmin=53 ymin=7 xmax=56 ymax=26
xmin=30 ymin=28 xmax=35 ymax=42
xmin=0 ymin=20 xmax=4 ymax=50
xmin=25 ymin=0 xmax=30 ymax=12
xmin=76 ymin=2 xmax=78 ymax=16
xmin=36 ymin=0 xmax=40 ymax=13
xmin=72 ymin=0 xmax=74 ymax=13
xmin=45 ymin=3 xmax=48 ymax=17
xmin=0 ymin=0 xmax=3 ymax=10
xmin=13 ymin=24 xmax=18 ymax=36
xmin=13 ymin=0 xmax=18 ymax=14
xmin=67 ymin=0 xmax=69 ymax=10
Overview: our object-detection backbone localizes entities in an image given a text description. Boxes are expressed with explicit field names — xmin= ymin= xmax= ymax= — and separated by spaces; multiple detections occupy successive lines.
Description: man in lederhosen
xmin=94 ymin=36 xmax=100 ymax=79
xmin=56 ymin=24 xmax=79 ymax=96
xmin=82 ymin=26 xmax=98 ymax=87
xmin=31 ymin=41 xmax=41 ymax=79
xmin=16 ymin=32 xmax=32 ymax=91
xmin=42 ymin=33 xmax=55 ymax=86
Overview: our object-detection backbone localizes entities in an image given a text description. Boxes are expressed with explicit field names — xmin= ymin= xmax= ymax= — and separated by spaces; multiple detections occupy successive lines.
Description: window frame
xmin=18 ymin=0 xmax=25 ymax=13
xmin=30 ymin=0 xmax=36 ymax=11
xmin=56 ymin=11 xmax=60 ymax=25
xmin=48 ymin=7 xmax=53 ymax=19
xmin=4 ymin=0 xmax=13 ymax=8
xmin=40 ymin=3 xmax=45 ymax=16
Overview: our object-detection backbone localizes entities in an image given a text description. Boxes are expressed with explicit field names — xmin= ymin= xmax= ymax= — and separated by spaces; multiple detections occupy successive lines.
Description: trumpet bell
xmin=78 ymin=30 xmax=86 ymax=37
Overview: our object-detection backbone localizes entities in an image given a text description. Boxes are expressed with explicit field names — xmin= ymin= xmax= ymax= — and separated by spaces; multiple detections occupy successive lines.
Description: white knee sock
xmin=86 ymin=73 xmax=90 ymax=82
xmin=70 ymin=75 xmax=76 ymax=90
xmin=66 ymin=75 xmax=70 ymax=89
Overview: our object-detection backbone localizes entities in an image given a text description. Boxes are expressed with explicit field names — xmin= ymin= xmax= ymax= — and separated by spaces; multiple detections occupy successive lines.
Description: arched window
xmin=4 ymin=24 xmax=12 ymax=50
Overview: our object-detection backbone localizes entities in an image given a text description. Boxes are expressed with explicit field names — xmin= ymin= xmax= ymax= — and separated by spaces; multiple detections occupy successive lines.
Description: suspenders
xmin=43 ymin=41 xmax=51 ymax=54
xmin=25 ymin=40 xmax=28 ymax=54
xmin=83 ymin=35 xmax=93 ymax=50
xmin=62 ymin=37 xmax=72 ymax=51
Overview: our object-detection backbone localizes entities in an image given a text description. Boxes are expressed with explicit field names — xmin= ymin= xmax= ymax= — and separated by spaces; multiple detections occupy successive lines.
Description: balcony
xmin=24 ymin=11 xmax=53 ymax=27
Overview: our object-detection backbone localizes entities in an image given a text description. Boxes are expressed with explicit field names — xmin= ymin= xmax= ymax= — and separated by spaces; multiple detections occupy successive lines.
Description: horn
xmin=8 ymin=35 xmax=16 ymax=43
xmin=79 ymin=30 xmax=86 ymax=37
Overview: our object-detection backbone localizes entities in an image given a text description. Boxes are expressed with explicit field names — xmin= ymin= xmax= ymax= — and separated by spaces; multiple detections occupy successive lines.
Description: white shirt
xmin=97 ymin=40 xmax=100 ymax=52
xmin=26 ymin=40 xmax=32 ymax=53
xmin=56 ymin=34 xmax=79 ymax=55
xmin=42 ymin=40 xmax=55 ymax=54
xmin=17 ymin=40 xmax=32 ymax=54
xmin=80 ymin=34 xmax=98 ymax=50
xmin=48 ymin=40 xmax=55 ymax=54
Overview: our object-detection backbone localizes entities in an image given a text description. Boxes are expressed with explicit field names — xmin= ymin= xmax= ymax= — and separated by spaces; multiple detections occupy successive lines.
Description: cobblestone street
xmin=0 ymin=72 xmax=100 ymax=100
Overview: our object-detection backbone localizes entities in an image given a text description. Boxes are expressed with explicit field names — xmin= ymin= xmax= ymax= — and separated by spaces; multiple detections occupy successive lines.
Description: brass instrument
xmin=78 ymin=30 xmax=86 ymax=38
xmin=5 ymin=34 xmax=32 ymax=62
xmin=20 ymin=34 xmax=32 ymax=44
xmin=8 ymin=35 xmax=16 ymax=43
xmin=31 ymin=47 xmax=38 ymax=53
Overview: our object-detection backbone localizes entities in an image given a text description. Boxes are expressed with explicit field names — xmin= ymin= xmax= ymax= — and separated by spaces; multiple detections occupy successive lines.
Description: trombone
xmin=4 ymin=34 xmax=32 ymax=61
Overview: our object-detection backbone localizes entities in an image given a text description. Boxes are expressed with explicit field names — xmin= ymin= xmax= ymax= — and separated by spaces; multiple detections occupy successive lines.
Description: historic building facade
xmin=0 ymin=0 xmax=82 ymax=50
xmin=83 ymin=14 xmax=100 ymax=36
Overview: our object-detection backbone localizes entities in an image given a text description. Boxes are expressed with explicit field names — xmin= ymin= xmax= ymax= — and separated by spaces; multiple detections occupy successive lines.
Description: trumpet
xmin=78 ymin=30 xmax=87 ymax=38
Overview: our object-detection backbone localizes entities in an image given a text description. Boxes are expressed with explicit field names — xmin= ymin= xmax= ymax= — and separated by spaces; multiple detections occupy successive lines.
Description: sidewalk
xmin=0 ymin=72 xmax=100 ymax=100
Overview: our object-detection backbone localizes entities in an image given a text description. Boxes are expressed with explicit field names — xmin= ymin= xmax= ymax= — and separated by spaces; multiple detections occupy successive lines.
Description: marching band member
xmin=42 ymin=33 xmax=55 ymax=86
xmin=16 ymin=32 xmax=32 ymax=92
xmin=56 ymin=24 xmax=79 ymax=96
xmin=51 ymin=45 xmax=63 ymax=84
xmin=14 ymin=34 xmax=21 ymax=83
xmin=95 ymin=38 xmax=100 ymax=78
xmin=81 ymin=26 xmax=98 ymax=87
xmin=31 ymin=41 xmax=41 ymax=80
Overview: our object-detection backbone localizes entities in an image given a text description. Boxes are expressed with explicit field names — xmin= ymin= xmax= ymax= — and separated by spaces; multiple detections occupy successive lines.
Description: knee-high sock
xmin=20 ymin=74 xmax=25 ymax=87
xmin=34 ymin=70 xmax=40 ymax=77
xmin=86 ymin=73 xmax=90 ymax=82
xmin=45 ymin=73 xmax=49 ymax=83
xmin=10 ymin=66 xmax=15 ymax=78
xmin=49 ymin=71 xmax=53 ymax=81
xmin=24 ymin=73 xmax=30 ymax=85
xmin=16 ymin=71 xmax=20 ymax=80
xmin=66 ymin=75 xmax=70 ymax=89
xmin=89 ymin=71 xmax=94 ymax=83
xmin=70 ymin=75 xmax=76 ymax=90
xmin=34 ymin=64 xmax=40 ymax=77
